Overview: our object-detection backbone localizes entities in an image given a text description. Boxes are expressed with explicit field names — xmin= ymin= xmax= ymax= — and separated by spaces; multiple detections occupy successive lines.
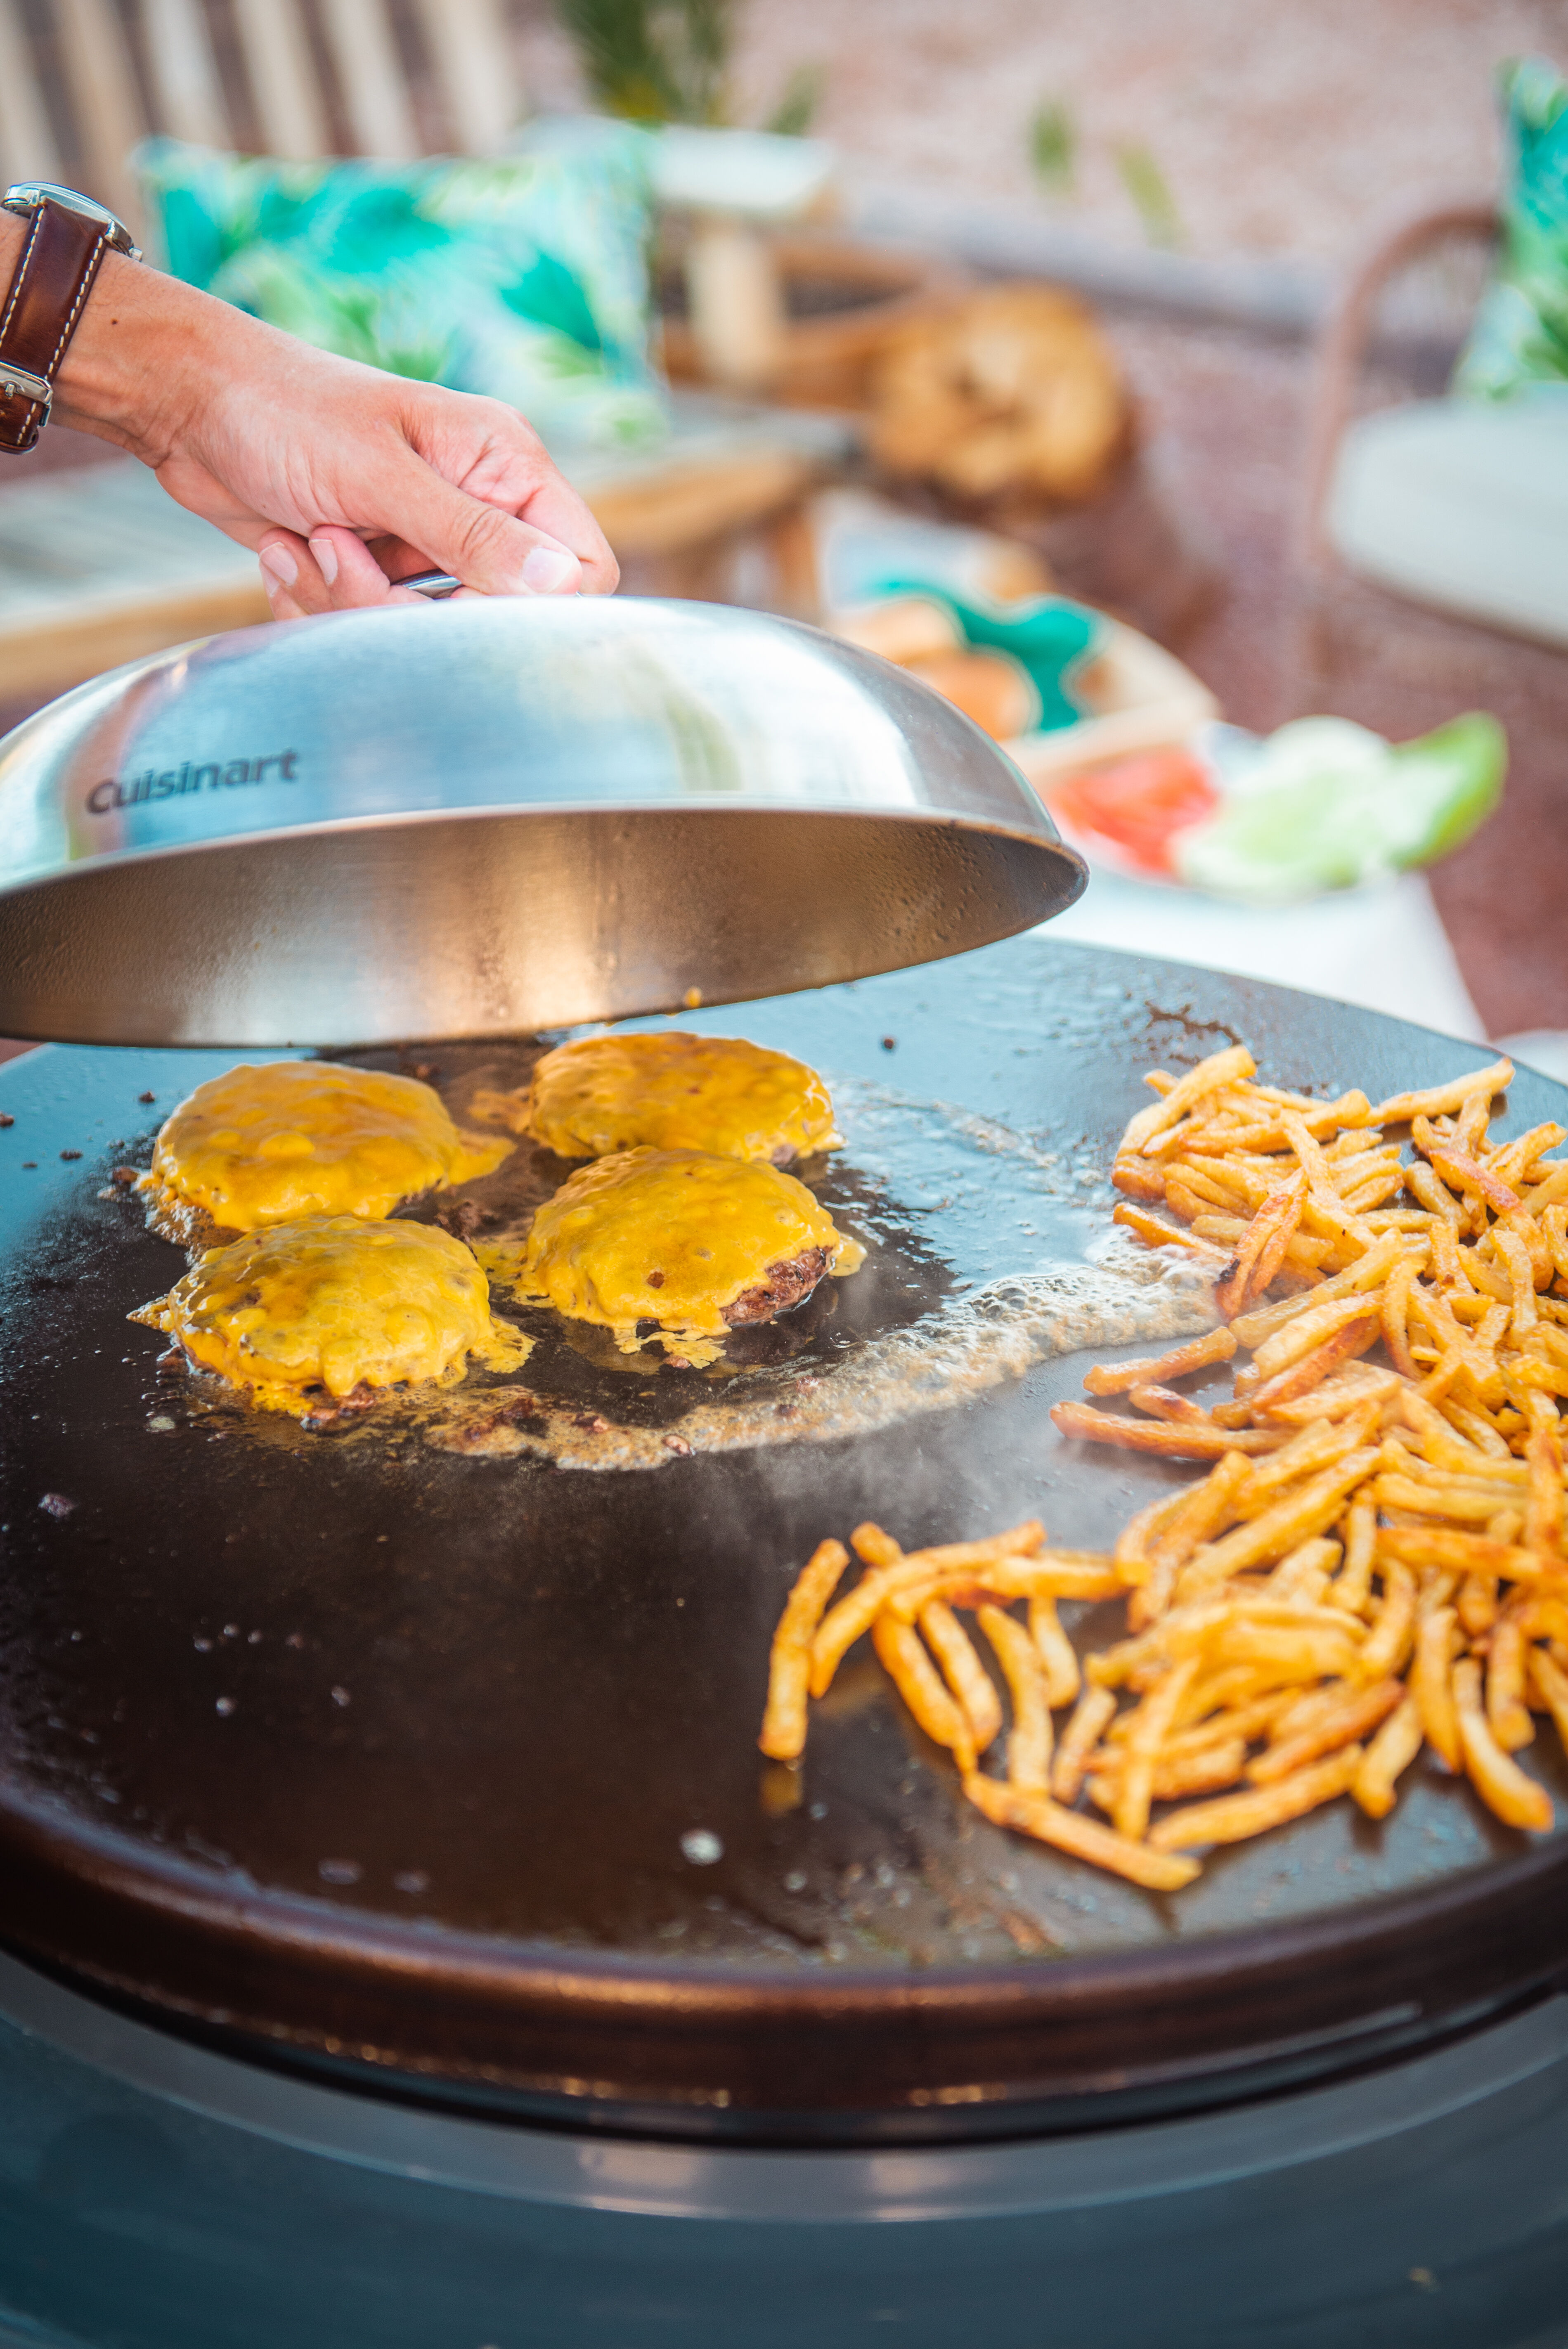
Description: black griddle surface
xmin=3 ymin=938 xmax=1568 ymax=2140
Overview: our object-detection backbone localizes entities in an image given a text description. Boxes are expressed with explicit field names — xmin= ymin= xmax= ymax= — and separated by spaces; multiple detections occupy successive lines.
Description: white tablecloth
xmin=1045 ymin=866 xmax=1484 ymax=1042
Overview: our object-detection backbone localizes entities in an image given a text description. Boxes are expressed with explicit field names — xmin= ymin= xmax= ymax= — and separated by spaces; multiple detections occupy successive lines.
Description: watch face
xmin=2 ymin=183 xmax=139 ymax=257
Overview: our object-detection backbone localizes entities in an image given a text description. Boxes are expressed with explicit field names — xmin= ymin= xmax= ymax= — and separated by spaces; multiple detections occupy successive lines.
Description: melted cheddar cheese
xmin=133 ymin=1215 xmax=530 ymax=1415
xmin=142 ymin=1062 xmax=511 ymax=1235
xmin=475 ymin=1033 xmax=841 ymax=1164
xmin=516 ymin=1147 xmax=864 ymax=1361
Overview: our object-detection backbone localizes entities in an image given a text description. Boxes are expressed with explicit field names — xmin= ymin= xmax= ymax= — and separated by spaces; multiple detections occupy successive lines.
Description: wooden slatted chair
xmin=0 ymin=0 xmax=522 ymax=222
xmin=0 ymin=0 xmax=847 ymax=706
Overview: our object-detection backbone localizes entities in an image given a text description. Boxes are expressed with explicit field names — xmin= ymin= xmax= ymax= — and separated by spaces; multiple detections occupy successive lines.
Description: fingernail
xmin=259 ymin=544 xmax=297 ymax=589
xmin=308 ymin=535 xmax=339 ymax=588
xmin=519 ymin=544 xmax=580 ymax=594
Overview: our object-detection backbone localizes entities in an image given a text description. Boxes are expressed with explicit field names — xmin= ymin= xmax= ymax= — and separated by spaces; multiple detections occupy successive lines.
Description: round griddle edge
xmin=0 ymin=1791 xmax=1564 ymax=2143
xmin=6 ymin=937 xmax=1568 ymax=2148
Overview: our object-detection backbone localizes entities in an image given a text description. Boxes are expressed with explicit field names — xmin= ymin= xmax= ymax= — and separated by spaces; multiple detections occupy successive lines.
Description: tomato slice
xmin=1047 ymin=747 xmax=1220 ymax=876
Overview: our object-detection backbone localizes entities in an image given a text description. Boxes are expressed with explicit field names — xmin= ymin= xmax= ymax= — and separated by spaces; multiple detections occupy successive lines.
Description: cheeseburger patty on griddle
xmin=516 ymin=1147 xmax=864 ymax=1362
xmin=476 ymin=1032 xmax=841 ymax=1166
xmin=142 ymin=1061 xmax=511 ymax=1242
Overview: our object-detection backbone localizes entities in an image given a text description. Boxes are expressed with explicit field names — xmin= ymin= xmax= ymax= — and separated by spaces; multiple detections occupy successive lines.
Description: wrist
xmin=0 ymin=209 xmax=226 ymax=465
xmin=53 ymin=245 xmax=213 ymax=463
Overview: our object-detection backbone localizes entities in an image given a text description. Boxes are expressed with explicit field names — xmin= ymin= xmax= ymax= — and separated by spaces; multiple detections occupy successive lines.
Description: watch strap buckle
xmin=0 ymin=360 xmax=51 ymax=453
xmin=0 ymin=361 xmax=51 ymax=409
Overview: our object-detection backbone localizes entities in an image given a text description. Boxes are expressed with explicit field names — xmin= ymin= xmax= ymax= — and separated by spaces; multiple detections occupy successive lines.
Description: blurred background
xmin=3 ymin=0 xmax=1568 ymax=1057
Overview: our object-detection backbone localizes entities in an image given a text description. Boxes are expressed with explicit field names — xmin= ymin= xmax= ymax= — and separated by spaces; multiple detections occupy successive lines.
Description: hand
xmin=38 ymin=233 xmax=618 ymax=616
xmin=173 ymin=347 xmax=620 ymax=620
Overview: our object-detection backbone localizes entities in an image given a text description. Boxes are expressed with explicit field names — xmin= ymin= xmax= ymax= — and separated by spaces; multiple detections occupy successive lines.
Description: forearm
xmin=0 ymin=207 xmax=617 ymax=603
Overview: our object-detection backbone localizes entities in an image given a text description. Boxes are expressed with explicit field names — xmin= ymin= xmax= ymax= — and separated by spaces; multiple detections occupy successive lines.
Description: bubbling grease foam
xmin=416 ymin=1060 xmax=1220 ymax=1471
xmin=421 ymin=1240 xmax=1216 ymax=1469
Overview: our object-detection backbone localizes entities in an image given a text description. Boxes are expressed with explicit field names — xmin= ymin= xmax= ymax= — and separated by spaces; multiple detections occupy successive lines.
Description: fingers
xmin=257 ymin=532 xmax=310 ymax=620
xmin=380 ymin=439 xmax=619 ymax=601
xmin=257 ymin=531 xmax=309 ymax=618
xmin=411 ymin=395 xmax=618 ymax=594
xmin=389 ymin=466 xmax=583 ymax=598
xmin=250 ymin=383 xmax=622 ymax=613
xmin=506 ymin=469 xmax=619 ymax=596
xmin=258 ymin=526 xmax=424 ymax=620
xmin=258 ymin=506 xmax=611 ymax=620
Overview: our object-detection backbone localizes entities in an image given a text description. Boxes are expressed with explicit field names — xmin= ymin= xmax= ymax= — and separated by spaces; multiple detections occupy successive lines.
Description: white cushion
xmin=1328 ymin=391 xmax=1568 ymax=648
xmin=651 ymin=129 xmax=835 ymax=222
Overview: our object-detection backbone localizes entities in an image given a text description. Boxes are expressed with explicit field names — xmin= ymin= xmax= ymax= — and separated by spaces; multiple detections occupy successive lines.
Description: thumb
xmin=382 ymin=456 xmax=585 ymax=596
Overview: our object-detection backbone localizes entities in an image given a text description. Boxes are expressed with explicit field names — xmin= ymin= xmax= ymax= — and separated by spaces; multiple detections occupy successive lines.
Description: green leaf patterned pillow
xmin=135 ymin=135 xmax=666 ymax=452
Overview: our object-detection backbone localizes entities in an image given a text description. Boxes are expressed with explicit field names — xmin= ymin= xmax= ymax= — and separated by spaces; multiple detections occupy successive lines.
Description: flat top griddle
xmin=2 ymin=937 xmax=1566 ymax=2144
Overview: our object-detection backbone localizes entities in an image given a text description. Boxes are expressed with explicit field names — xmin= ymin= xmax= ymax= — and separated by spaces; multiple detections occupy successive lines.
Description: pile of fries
xmin=759 ymin=1043 xmax=1568 ymax=1890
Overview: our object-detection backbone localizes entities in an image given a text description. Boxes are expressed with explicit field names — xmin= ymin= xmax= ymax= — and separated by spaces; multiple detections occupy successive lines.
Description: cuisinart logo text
xmin=85 ymin=750 xmax=300 ymax=815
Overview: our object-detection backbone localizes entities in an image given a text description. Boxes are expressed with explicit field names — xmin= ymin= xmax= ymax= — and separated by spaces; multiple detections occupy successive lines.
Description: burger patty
xmin=720 ymin=1247 xmax=834 ymax=1327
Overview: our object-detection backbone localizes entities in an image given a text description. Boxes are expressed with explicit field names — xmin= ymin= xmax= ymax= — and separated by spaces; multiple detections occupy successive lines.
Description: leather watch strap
xmin=0 ymin=201 xmax=117 ymax=454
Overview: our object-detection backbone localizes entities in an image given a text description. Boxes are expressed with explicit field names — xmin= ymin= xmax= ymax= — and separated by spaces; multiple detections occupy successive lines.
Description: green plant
xmin=764 ymin=62 xmax=824 ymax=138
xmin=1029 ymin=98 xmax=1077 ymax=195
xmin=1115 ymin=141 xmax=1183 ymax=247
xmin=555 ymin=0 xmax=731 ymax=125
xmin=555 ymin=0 xmax=825 ymax=133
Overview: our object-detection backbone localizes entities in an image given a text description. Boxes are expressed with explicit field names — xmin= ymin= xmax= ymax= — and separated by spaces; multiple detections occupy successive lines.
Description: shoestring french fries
xmin=759 ymin=1043 xmax=1568 ymax=1890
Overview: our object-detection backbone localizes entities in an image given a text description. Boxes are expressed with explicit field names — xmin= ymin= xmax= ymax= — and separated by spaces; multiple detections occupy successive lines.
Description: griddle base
xmin=0 ymin=1947 xmax=1564 ymax=2349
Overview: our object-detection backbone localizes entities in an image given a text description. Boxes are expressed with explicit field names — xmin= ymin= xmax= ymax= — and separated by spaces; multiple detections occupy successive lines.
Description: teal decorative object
xmin=134 ymin=137 xmax=666 ymax=452
xmin=866 ymin=581 xmax=1101 ymax=731
xmin=1454 ymin=57 xmax=1568 ymax=399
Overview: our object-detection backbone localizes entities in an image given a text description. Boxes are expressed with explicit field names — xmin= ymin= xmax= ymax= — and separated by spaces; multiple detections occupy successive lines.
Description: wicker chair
xmin=1295 ymin=199 xmax=1568 ymax=1038
xmin=1301 ymin=195 xmax=1568 ymax=657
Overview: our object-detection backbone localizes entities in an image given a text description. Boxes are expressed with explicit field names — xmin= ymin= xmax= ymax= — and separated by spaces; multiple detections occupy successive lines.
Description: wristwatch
xmin=0 ymin=182 xmax=140 ymax=454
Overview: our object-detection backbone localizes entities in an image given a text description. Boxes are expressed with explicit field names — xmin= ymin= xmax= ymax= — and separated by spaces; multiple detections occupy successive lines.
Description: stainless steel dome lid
xmin=0 ymin=596 xmax=1086 ymax=1047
